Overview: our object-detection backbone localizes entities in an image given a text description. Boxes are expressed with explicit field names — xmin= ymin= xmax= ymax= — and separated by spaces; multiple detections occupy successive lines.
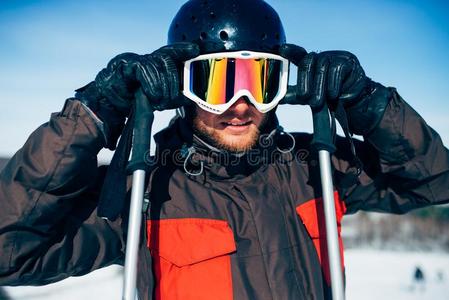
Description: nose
xmin=227 ymin=97 xmax=252 ymax=115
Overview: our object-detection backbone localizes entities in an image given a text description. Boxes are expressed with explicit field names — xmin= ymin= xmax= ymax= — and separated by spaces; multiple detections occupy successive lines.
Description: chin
xmin=216 ymin=132 xmax=259 ymax=152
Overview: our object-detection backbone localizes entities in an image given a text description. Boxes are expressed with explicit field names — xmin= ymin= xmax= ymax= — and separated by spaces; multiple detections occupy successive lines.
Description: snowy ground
xmin=2 ymin=249 xmax=449 ymax=300
xmin=345 ymin=249 xmax=449 ymax=300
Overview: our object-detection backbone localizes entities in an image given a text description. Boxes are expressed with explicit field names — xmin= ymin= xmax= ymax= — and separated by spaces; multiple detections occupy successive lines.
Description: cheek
xmin=195 ymin=109 xmax=216 ymax=127
xmin=254 ymin=112 xmax=267 ymax=127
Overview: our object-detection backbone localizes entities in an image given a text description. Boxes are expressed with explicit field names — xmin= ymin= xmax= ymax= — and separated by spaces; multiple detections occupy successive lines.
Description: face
xmin=193 ymin=97 xmax=269 ymax=152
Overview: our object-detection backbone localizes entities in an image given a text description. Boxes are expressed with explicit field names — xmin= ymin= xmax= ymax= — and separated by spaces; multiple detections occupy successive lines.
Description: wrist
xmin=59 ymin=99 xmax=107 ymax=154
xmin=345 ymin=80 xmax=392 ymax=136
xmin=75 ymin=82 xmax=126 ymax=150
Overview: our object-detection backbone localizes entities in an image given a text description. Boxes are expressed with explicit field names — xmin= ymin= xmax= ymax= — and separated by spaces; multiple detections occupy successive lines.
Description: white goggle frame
xmin=183 ymin=51 xmax=289 ymax=114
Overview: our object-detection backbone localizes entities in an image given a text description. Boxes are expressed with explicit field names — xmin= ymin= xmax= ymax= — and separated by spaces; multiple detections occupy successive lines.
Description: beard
xmin=192 ymin=111 xmax=270 ymax=153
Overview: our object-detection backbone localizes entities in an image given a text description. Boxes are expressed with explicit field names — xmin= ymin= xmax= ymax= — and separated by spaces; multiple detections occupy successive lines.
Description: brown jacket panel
xmin=0 ymin=100 xmax=124 ymax=286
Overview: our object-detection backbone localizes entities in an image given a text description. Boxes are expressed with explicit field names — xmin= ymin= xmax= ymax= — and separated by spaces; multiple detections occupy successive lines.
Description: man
xmin=0 ymin=0 xmax=448 ymax=299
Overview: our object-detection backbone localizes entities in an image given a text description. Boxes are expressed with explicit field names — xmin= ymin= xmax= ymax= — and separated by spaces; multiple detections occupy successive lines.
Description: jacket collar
xmin=153 ymin=115 xmax=288 ymax=180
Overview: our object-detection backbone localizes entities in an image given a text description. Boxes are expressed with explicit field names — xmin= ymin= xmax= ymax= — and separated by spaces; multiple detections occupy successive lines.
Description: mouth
xmin=222 ymin=120 xmax=252 ymax=126
xmin=220 ymin=119 xmax=253 ymax=133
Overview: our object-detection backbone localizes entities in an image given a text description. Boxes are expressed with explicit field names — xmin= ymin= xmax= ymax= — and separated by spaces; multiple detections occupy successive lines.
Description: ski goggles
xmin=183 ymin=51 xmax=289 ymax=114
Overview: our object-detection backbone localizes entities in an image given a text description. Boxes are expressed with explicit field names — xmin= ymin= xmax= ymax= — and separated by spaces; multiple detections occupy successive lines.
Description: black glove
xmin=279 ymin=43 xmax=391 ymax=135
xmin=75 ymin=42 xmax=199 ymax=149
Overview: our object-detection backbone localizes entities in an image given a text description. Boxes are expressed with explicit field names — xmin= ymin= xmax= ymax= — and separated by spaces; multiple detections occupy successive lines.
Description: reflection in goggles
xmin=190 ymin=58 xmax=281 ymax=105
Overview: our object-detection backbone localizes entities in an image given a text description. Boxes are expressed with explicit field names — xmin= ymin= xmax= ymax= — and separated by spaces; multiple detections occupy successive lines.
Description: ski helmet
xmin=168 ymin=0 xmax=286 ymax=54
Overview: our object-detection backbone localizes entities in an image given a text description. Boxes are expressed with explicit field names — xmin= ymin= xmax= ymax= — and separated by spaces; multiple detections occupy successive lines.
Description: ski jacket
xmin=0 ymin=90 xmax=448 ymax=300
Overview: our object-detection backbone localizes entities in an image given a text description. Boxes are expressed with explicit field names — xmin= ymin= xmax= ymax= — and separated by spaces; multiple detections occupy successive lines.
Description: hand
xmin=75 ymin=42 xmax=200 ymax=148
xmin=279 ymin=43 xmax=391 ymax=135
xmin=279 ymin=43 xmax=368 ymax=108
xmin=94 ymin=42 xmax=199 ymax=113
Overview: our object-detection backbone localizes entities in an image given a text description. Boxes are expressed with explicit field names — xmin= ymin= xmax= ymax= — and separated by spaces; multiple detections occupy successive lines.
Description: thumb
xmin=279 ymin=43 xmax=307 ymax=66
xmin=154 ymin=42 xmax=200 ymax=62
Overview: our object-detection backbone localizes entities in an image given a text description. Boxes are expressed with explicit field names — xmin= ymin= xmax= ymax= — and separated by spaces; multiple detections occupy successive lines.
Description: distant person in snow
xmin=0 ymin=0 xmax=448 ymax=299
xmin=412 ymin=266 xmax=426 ymax=292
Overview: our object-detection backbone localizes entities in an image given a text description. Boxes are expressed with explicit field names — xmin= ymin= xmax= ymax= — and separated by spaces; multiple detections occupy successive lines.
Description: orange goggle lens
xmin=189 ymin=57 xmax=282 ymax=105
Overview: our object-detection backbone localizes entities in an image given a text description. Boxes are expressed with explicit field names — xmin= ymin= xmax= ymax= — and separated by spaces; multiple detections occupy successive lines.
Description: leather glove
xmin=75 ymin=42 xmax=200 ymax=149
xmin=279 ymin=43 xmax=391 ymax=136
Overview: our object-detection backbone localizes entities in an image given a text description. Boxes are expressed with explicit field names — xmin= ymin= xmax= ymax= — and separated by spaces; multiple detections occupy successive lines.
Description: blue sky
xmin=1 ymin=0 xmax=448 ymax=158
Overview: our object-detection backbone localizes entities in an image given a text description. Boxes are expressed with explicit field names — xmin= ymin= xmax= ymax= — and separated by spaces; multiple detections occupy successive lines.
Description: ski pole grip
xmin=127 ymin=89 xmax=154 ymax=173
xmin=311 ymin=102 xmax=336 ymax=153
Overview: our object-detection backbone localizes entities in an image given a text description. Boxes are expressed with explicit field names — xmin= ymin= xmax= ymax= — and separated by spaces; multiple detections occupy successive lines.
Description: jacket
xmin=0 ymin=90 xmax=448 ymax=299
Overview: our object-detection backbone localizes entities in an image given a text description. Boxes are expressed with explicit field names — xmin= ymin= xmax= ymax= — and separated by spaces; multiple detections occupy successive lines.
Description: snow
xmin=1 ymin=266 xmax=123 ymax=300
xmin=2 ymin=250 xmax=449 ymax=300
xmin=345 ymin=249 xmax=449 ymax=300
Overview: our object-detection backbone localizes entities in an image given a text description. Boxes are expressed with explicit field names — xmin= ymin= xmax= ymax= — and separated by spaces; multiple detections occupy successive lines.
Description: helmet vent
xmin=219 ymin=30 xmax=229 ymax=41
xmin=200 ymin=32 xmax=208 ymax=40
xmin=275 ymin=33 xmax=280 ymax=40
xmin=182 ymin=34 xmax=187 ymax=41
xmin=191 ymin=15 xmax=198 ymax=23
xmin=210 ymin=12 xmax=216 ymax=19
xmin=261 ymin=33 xmax=268 ymax=40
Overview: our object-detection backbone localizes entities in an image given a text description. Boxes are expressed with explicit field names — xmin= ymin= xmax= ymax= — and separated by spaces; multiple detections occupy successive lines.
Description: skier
xmin=412 ymin=266 xmax=425 ymax=292
xmin=0 ymin=0 xmax=448 ymax=299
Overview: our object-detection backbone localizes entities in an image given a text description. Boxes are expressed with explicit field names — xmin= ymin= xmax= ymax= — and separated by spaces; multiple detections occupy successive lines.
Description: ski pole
xmin=311 ymin=103 xmax=345 ymax=300
xmin=123 ymin=89 xmax=154 ymax=300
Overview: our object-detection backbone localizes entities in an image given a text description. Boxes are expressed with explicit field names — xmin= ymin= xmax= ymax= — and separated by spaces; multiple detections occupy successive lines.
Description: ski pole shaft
xmin=123 ymin=89 xmax=154 ymax=300
xmin=311 ymin=104 xmax=345 ymax=300
xmin=318 ymin=150 xmax=345 ymax=300
xmin=123 ymin=170 xmax=146 ymax=300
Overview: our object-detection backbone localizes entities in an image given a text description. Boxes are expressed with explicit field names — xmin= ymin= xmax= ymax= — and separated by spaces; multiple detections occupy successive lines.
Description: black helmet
xmin=168 ymin=0 xmax=286 ymax=54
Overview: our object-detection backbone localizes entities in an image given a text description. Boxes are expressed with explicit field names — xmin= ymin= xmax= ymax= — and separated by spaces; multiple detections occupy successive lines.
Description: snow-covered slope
xmin=345 ymin=249 xmax=449 ymax=300
xmin=1 ymin=266 xmax=122 ymax=300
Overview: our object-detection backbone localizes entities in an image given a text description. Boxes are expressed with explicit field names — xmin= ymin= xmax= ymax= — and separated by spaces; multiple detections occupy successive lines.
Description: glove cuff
xmin=75 ymin=82 xmax=126 ymax=150
xmin=345 ymin=80 xmax=392 ymax=136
